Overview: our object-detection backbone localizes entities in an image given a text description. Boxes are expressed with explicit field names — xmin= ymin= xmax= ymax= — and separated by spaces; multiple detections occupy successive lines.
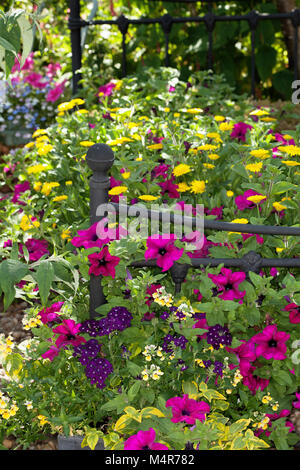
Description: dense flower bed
xmin=0 ymin=68 xmax=300 ymax=450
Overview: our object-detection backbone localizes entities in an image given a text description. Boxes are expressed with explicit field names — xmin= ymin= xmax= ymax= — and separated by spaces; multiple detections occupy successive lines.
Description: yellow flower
xmin=33 ymin=181 xmax=42 ymax=192
xmin=27 ymin=164 xmax=47 ymax=175
xmin=246 ymin=195 xmax=266 ymax=204
xmin=276 ymin=247 xmax=284 ymax=253
xmin=195 ymin=133 xmax=205 ymax=139
xmin=79 ymin=141 xmax=95 ymax=147
xmin=20 ymin=215 xmax=40 ymax=231
xmin=190 ymin=180 xmax=206 ymax=194
xmin=207 ymin=153 xmax=220 ymax=160
xmin=219 ymin=122 xmax=234 ymax=131
xmin=226 ymin=190 xmax=234 ymax=197
xmin=32 ymin=129 xmax=48 ymax=138
xmin=207 ymin=132 xmax=223 ymax=143
xmin=108 ymin=186 xmax=128 ymax=196
xmin=35 ymin=135 xmax=50 ymax=143
xmin=147 ymin=143 xmax=163 ymax=150
xmin=277 ymin=145 xmax=300 ymax=156
xmin=41 ymin=182 xmax=60 ymax=196
xmin=186 ymin=108 xmax=203 ymax=114
xmin=198 ymin=144 xmax=219 ymax=152
xmin=75 ymin=109 xmax=88 ymax=115
xmin=231 ymin=218 xmax=249 ymax=224
xmin=203 ymin=163 xmax=215 ymax=169
xmin=273 ymin=202 xmax=287 ymax=212
xmin=127 ymin=122 xmax=139 ymax=129
xmin=138 ymin=116 xmax=149 ymax=121
xmin=281 ymin=160 xmax=300 ymax=166
xmin=214 ymin=115 xmax=226 ymax=122
xmin=261 ymin=117 xmax=276 ymax=122
xmin=131 ymin=134 xmax=142 ymax=141
xmin=37 ymin=144 xmax=53 ymax=156
xmin=195 ymin=359 xmax=205 ymax=367
xmin=52 ymin=195 xmax=68 ymax=202
xmin=121 ymin=171 xmax=131 ymax=179
xmin=65 ymin=180 xmax=72 ymax=185
xmin=173 ymin=163 xmax=192 ymax=177
xmin=245 ymin=162 xmax=263 ymax=173
xmin=138 ymin=195 xmax=159 ymax=201
xmin=177 ymin=182 xmax=190 ymax=192
xmin=164 ymin=107 xmax=170 ymax=112
xmin=61 ymin=229 xmax=71 ymax=241
xmin=136 ymin=156 xmax=143 ymax=161
xmin=25 ymin=141 xmax=35 ymax=149
xmin=70 ymin=98 xmax=85 ymax=106
xmin=174 ymin=112 xmax=180 ymax=117
xmin=57 ymin=101 xmax=75 ymax=112
xmin=37 ymin=415 xmax=49 ymax=426
xmin=249 ymin=109 xmax=269 ymax=116
xmin=250 ymin=149 xmax=270 ymax=159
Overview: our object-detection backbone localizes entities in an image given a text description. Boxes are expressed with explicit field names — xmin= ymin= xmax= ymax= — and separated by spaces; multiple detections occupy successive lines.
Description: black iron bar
xmin=111 ymin=203 xmax=300 ymax=236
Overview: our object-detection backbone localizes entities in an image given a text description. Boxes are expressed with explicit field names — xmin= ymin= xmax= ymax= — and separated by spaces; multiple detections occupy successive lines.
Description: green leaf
xmin=34 ymin=261 xmax=55 ymax=306
xmin=272 ymin=370 xmax=293 ymax=386
xmin=256 ymin=45 xmax=277 ymax=81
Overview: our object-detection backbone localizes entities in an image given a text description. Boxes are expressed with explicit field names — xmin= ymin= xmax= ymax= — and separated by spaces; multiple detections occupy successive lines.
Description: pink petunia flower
xmin=98 ymin=82 xmax=116 ymax=99
xmin=241 ymin=365 xmax=270 ymax=394
xmin=144 ymin=234 xmax=184 ymax=272
xmin=252 ymin=325 xmax=290 ymax=360
xmin=293 ymin=392 xmax=300 ymax=409
xmin=88 ymin=246 xmax=120 ymax=278
xmin=41 ymin=345 xmax=60 ymax=361
xmin=158 ymin=179 xmax=180 ymax=199
xmin=53 ymin=319 xmax=86 ymax=349
xmin=235 ymin=189 xmax=264 ymax=211
xmin=230 ymin=122 xmax=253 ymax=142
xmin=24 ymin=72 xmax=47 ymax=89
xmin=38 ymin=301 xmax=64 ymax=325
xmin=46 ymin=82 xmax=65 ymax=102
xmin=208 ymin=268 xmax=246 ymax=301
xmin=124 ymin=428 xmax=168 ymax=450
xmin=19 ymin=238 xmax=49 ymax=262
xmin=284 ymin=303 xmax=300 ymax=324
xmin=166 ymin=394 xmax=210 ymax=425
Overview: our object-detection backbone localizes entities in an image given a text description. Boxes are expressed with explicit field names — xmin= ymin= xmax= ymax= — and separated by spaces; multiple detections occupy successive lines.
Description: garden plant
xmin=0 ymin=0 xmax=300 ymax=453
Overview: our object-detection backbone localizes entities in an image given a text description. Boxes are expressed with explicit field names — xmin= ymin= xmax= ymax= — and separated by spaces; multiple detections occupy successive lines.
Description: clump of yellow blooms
xmin=246 ymin=195 xmax=266 ymax=204
xmin=52 ymin=195 xmax=68 ymax=202
xmin=273 ymin=201 xmax=287 ymax=212
xmin=250 ymin=149 xmax=270 ymax=159
xmin=41 ymin=182 xmax=60 ymax=196
xmin=138 ymin=195 xmax=159 ymax=201
xmin=108 ymin=186 xmax=128 ymax=196
xmin=0 ymin=392 xmax=19 ymax=420
xmin=20 ymin=215 xmax=40 ymax=231
xmin=189 ymin=180 xmax=206 ymax=194
xmin=245 ymin=162 xmax=263 ymax=173
xmin=173 ymin=164 xmax=192 ymax=177
xmin=141 ymin=364 xmax=164 ymax=381
xmin=152 ymin=286 xmax=173 ymax=307
xmin=22 ymin=314 xmax=42 ymax=331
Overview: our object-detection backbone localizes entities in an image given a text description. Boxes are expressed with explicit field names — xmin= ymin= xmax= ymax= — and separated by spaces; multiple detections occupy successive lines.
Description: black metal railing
xmin=68 ymin=0 xmax=300 ymax=97
xmin=85 ymin=144 xmax=300 ymax=319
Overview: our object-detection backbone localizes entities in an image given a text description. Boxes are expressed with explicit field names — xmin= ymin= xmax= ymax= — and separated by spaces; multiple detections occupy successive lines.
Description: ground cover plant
xmin=0 ymin=67 xmax=300 ymax=450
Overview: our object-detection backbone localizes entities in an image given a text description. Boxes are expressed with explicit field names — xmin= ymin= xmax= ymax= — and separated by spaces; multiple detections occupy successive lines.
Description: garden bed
xmin=0 ymin=68 xmax=300 ymax=451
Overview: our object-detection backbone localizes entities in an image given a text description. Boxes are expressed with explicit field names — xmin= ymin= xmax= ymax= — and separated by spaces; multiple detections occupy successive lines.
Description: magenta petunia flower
xmin=293 ymin=392 xmax=300 ymax=409
xmin=235 ymin=189 xmax=264 ymax=211
xmin=24 ymin=72 xmax=47 ymax=89
xmin=208 ymin=268 xmax=246 ymax=301
xmin=284 ymin=303 xmax=300 ymax=324
xmin=252 ymin=325 xmax=290 ymax=360
xmin=19 ymin=238 xmax=49 ymax=262
xmin=11 ymin=181 xmax=30 ymax=205
xmin=53 ymin=319 xmax=86 ymax=349
xmin=226 ymin=339 xmax=257 ymax=376
xmin=151 ymin=163 xmax=170 ymax=179
xmin=124 ymin=428 xmax=168 ymax=450
xmin=38 ymin=301 xmax=64 ymax=325
xmin=88 ymin=246 xmax=120 ymax=278
xmin=193 ymin=317 xmax=209 ymax=340
xmin=41 ymin=345 xmax=60 ymax=361
xmin=158 ymin=179 xmax=180 ymax=199
xmin=166 ymin=394 xmax=210 ymax=425
xmin=230 ymin=122 xmax=253 ymax=142
xmin=241 ymin=365 xmax=270 ymax=393
xmin=144 ymin=234 xmax=184 ymax=272
xmin=46 ymin=82 xmax=65 ymax=102
xmin=98 ymin=82 xmax=116 ymax=99
xmin=204 ymin=206 xmax=223 ymax=220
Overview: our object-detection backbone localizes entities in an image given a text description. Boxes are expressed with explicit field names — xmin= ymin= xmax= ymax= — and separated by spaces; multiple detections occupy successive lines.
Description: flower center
xmin=66 ymin=334 xmax=76 ymax=340
xmin=159 ymin=248 xmax=167 ymax=256
xmin=268 ymin=339 xmax=277 ymax=348
xmin=181 ymin=409 xmax=190 ymax=416
xmin=142 ymin=445 xmax=151 ymax=450
xmin=98 ymin=259 xmax=107 ymax=266
xmin=224 ymin=282 xmax=234 ymax=291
